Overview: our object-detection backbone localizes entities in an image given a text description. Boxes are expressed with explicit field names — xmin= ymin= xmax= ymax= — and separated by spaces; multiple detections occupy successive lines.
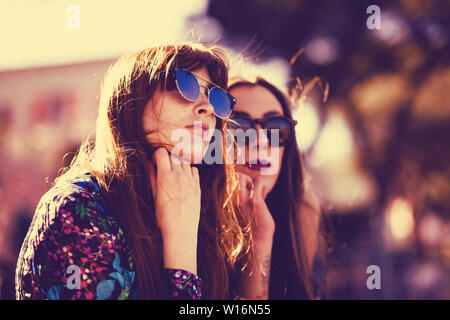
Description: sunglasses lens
xmin=227 ymin=118 xmax=255 ymax=146
xmin=175 ymin=69 xmax=199 ymax=101
xmin=265 ymin=118 xmax=292 ymax=146
xmin=209 ymin=87 xmax=233 ymax=118
xmin=228 ymin=118 xmax=252 ymax=130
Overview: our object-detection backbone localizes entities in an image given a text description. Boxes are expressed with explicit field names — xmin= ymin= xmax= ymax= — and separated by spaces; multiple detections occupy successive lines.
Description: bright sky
xmin=0 ymin=0 xmax=210 ymax=70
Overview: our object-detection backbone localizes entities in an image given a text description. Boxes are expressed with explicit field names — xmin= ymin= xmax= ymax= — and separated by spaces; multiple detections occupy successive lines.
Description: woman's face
xmin=229 ymin=85 xmax=285 ymax=194
xmin=143 ymin=67 xmax=217 ymax=164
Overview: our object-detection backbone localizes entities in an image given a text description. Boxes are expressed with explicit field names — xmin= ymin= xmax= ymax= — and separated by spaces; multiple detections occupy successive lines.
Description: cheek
xmin=144 ymin=96 xmax=190 ymax=132
xmin=157 ymin=97 xmax=187 ymax=126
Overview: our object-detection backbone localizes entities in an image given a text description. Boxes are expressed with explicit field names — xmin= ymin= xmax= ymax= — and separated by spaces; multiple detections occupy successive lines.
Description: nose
xmin=193 ymin=86 xmax=215 ymax=117
xmin=250 ymin=124 xmax=270 ymax=151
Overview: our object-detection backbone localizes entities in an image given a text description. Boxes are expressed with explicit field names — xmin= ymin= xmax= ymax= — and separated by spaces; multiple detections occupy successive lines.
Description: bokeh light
xmin=369 ymin=10 xmax=411 ymax=46
xmin=309 ymin=110 xmax=353 ymax=167
xmin=305 ymin=36 xmax=339 ymax=65
xmin=293 ymin=100 xmax=320 ymax=152
xmin=385 ymin=198 xmax=415 ymax=241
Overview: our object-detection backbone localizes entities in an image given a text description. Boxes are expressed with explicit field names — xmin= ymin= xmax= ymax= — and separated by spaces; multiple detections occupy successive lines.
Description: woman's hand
xmin=148 ymin=147 xmax=201 ymax=274
xmin=237 ymin=172 xmax=275 ymax=299
xmin=238 ymin=173 xmax=275 ymax=242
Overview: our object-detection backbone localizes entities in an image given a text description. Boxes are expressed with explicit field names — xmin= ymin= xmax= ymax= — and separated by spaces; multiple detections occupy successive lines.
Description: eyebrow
xmin=233 ymin=110 xmax=283 ymax=117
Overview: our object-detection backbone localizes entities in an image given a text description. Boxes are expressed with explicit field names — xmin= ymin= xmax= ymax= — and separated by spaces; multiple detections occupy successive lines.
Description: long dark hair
xmin=229 ymin=78 xmax=325 ymax=299
xmin=55 ymin=43 xmax=253 ymax=299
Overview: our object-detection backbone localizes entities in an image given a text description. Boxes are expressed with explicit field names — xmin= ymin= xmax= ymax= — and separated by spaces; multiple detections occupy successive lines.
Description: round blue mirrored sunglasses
xmin=171 ymin=67 xmax=236 ymax=119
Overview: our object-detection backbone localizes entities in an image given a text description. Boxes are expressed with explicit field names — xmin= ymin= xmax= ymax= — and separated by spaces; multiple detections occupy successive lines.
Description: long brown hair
xmin=55 ymin=43 xmax=253 ymax=299
xmin=228 ymin=78 xmax=326 ymax=299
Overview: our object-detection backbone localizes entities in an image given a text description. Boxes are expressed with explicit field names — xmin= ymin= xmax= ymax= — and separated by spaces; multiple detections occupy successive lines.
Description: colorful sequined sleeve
xmin=15 ymin=174 xmax=203 ymax=300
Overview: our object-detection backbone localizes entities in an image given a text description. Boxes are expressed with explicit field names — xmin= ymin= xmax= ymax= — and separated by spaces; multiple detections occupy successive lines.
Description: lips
xmin=185 ymin=123 xmax=211 ymax=139
xmin=246 ymin=159 xmax=272 ymax=171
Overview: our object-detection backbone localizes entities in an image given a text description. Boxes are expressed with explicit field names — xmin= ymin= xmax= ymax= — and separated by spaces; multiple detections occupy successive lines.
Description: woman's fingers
xmin=153 ymin=147 xmax=195 ymax=176
xmin=168 ymin=151 xmax=195 ymax=174
xmin=179 ymin=158 xmax=192 ymax=175
xmin=170 ymin=153 xmax=182 ymax=171
xmin=191 ymin=166 xmax=200 ymax=187
xmin=152 ymin=149 xmax=198 ymax=205
xmin=153 ymin=147 xmax=172 ymax=172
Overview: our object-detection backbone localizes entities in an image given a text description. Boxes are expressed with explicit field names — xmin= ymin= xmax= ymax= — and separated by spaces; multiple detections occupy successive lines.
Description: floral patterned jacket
xmin=15 ymin=172 xmax=202 ymax=300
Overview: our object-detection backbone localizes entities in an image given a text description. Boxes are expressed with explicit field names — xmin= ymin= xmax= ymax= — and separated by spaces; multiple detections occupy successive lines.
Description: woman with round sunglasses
xmin=15 ymin=43 xmax=254 ymax=300
xmin=228 ymin=77 xmax=326 ymax=300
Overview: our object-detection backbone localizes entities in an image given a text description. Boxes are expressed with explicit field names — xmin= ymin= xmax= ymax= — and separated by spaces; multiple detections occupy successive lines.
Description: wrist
xmin=162 ymin=232 xmax=198 ymax=274
xmin=161 ymin=226 xmax=198 ymax=242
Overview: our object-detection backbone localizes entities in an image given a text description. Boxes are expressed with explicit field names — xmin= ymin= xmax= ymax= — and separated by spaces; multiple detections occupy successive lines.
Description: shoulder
xmin=32 ymin=172 xmax=109 ymax=234
xmin=39 ymin=172 xmax=104 ymax=217
xmin=45 ymin=172 xmax=108 ymax=218
xmin=18 ymin=172 xmax=120 ymax=266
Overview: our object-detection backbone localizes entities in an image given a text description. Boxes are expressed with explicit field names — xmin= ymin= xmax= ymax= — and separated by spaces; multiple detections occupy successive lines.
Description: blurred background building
xmin=0 ymin=0 xmax=449 ymax=299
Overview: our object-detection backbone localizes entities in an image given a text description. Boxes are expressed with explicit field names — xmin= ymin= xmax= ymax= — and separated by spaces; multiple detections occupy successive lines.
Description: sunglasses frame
xmin=172 ymin=67 xmax=236 ymax=119
xmin=228 ymin=116 xmax=298 ymax=147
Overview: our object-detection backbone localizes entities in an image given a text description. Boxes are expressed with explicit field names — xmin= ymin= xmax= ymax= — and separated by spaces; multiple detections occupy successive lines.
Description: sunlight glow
xmin=293 ymin=101 xmax=320 ymax=152
xmin=0 ymin=0 xmax=209 ymax=70
xmin=386 ymin=198 xmax=415 ymax=240
xmin=309 ymin=111 xmax=353 ymax=167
